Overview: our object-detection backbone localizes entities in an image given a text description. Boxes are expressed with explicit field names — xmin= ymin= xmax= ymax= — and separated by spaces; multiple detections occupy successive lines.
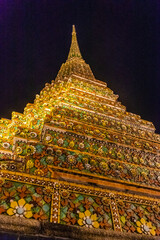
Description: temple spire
xmin=56 ymin=25 xmax=95 ymax=80
xmin=67 ymin=25 xmax=83 ymax=60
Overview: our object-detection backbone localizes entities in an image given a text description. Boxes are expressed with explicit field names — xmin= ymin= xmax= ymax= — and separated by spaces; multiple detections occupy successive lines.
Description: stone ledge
xmin=0 ymin=215 xmax=40 ymax=234
xmin=0 ymin=215 xmax=159 ymax=240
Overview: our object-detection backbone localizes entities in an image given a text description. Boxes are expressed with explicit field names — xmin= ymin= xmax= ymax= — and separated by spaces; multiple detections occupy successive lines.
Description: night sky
xmin=0 ymin=0 xmax=160 ymax=132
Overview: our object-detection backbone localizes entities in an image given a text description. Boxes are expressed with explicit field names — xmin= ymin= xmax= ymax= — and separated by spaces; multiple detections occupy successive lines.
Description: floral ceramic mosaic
xmin=0 ymin=180 xmax=51 ymax=221
xmin=117 ymin=201 xmax=160 ymax=236
xmin=60 ymin=191 xmax=113 ymax=230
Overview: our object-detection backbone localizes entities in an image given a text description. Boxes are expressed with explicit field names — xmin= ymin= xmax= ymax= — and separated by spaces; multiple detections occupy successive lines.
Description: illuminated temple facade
xmin=0 ymin=26 xmax=159 ymax=240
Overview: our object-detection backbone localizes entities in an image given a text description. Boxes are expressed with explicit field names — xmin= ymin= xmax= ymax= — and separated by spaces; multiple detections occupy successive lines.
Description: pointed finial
xmin=56 ymin=25 xmax=96 ymax=80
xmin=67 ymin=25 xmax=83 ymax=60
xmin=72 ymin=25 xmax=76 ymax=34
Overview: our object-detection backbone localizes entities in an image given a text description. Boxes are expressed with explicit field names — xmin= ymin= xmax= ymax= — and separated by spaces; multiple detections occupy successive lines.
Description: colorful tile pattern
xmin=0 ymin=180 xmax=51 ymax=221
xmin=117 ymin=200 xmax=160 ymax=236
xmin=60 ymin=191 xmax=113 ymax=230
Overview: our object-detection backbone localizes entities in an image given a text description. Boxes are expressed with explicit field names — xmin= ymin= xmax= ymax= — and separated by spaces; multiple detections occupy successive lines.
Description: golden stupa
xmin=0 ymin=26 xmax=159 ymax=239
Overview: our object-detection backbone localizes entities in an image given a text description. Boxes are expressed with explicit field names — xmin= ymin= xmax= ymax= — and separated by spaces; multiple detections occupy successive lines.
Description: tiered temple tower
xmin=0 ymin=26 xmax=159 ymax=240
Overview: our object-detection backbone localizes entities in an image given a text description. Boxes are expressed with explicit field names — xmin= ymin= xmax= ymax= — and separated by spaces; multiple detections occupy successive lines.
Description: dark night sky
xmin=0 ymin=0 xmax=160 ymax=132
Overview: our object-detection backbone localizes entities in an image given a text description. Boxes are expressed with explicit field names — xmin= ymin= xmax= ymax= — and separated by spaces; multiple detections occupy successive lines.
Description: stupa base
xmin=0 ymin=215 xmax=158 ymax=240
